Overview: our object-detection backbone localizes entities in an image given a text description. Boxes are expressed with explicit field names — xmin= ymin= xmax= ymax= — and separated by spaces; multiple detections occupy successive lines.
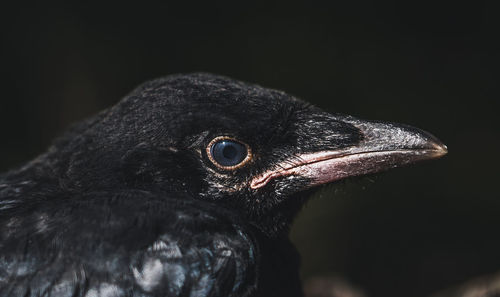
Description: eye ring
xmin=206 ymin=136 xmax=253 ymax=170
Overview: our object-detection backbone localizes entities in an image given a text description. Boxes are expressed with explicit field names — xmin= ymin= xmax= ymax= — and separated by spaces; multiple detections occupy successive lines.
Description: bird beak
xmin=250 ymin=117 xmax=447 ymax=190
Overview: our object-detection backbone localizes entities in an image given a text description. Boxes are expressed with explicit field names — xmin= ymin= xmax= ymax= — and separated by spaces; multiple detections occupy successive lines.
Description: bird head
xmin=55 ymin=73 xmax=446 ymax=236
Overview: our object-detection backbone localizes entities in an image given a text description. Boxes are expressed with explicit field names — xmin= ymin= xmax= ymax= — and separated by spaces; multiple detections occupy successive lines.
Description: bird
xmin=0 ymin=73 xmax=447 ymax=297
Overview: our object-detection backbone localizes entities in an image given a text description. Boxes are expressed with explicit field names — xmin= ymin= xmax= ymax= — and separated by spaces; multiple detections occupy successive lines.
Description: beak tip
xmin=427 ymin=138 xmax=448 ymax=158
xmin=406 ymin=125 xmax=447 ymax=159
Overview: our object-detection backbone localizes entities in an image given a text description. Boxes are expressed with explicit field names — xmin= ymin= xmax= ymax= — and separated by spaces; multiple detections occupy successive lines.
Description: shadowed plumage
xmin=0 ymin=73 xmax=446 ymax=296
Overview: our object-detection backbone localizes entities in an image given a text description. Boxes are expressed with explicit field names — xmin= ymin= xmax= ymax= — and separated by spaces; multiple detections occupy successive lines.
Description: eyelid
xmin=206 ymin=136 xmax=253 ymax=170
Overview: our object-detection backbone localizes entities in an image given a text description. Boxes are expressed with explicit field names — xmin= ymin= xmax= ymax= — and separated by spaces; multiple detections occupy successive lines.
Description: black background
xmin=1 ymin=2 xmax=498 ymax=296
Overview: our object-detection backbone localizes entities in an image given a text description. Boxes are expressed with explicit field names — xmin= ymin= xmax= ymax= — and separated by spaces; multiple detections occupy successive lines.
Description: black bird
xmin=0 ymin=73 xmax=447 ymax=297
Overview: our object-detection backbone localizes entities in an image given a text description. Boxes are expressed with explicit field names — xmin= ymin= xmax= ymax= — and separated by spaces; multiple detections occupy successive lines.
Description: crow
xmin=0 ymin=73 xmax=447 ymax=297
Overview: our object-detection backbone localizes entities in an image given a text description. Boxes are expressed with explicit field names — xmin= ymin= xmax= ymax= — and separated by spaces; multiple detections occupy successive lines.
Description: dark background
xmin=1 ymin=2 xmax=498 ymax=297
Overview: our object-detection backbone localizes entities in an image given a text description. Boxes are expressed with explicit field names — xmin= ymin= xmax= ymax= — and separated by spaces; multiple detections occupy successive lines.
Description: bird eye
xmin=207 ymin=137 xmax=252 ymax=170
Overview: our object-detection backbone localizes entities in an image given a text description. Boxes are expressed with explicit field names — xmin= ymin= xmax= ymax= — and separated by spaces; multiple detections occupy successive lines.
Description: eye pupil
xmin=222 ymin=144 xmax=238 ymax=159
xmin=210 ymin=139 xmax=249 ymax=168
